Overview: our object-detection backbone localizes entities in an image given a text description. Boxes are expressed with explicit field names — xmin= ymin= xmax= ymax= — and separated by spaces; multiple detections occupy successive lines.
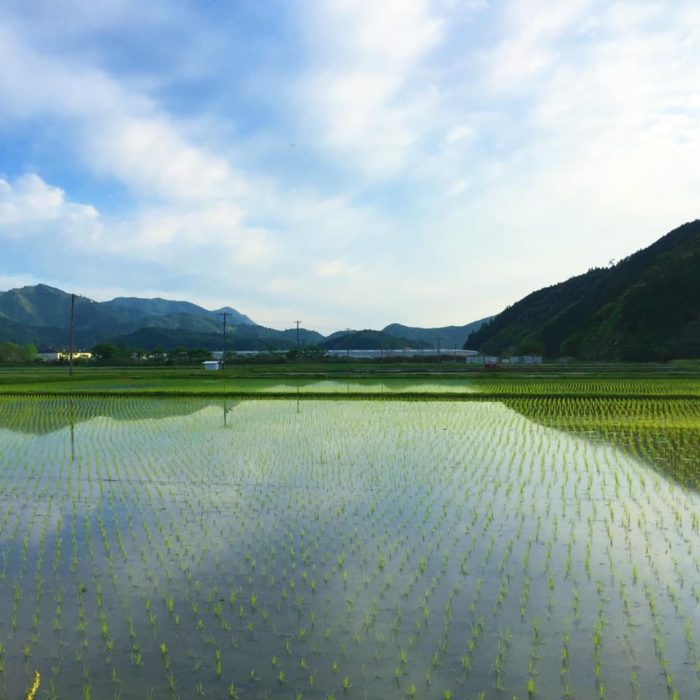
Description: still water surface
xmin=0 ymin=397 xmax=698 ymax=699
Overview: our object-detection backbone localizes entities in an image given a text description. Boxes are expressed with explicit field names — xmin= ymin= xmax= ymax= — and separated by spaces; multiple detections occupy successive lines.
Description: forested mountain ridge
xmin=466 ymin=220 xmax=700 ymax=360
xmin=0 ymin=285 xmax=259 ymax=350
xmin=382 ymin=318 xmax=492 ymax=349
xmin=0 ymin=284 xmax=484 ymax=353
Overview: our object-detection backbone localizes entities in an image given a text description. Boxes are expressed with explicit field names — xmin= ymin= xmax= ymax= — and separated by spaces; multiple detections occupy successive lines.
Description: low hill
xmin=108 ymin=323 xmax=324 ymax=352
xmin=321 ymin=330 xmax=418 ymax=350
xmin=383 ymin=318 xmax=491 ymax=350
xmin=466 ymin=220 xmax=700 ymax=361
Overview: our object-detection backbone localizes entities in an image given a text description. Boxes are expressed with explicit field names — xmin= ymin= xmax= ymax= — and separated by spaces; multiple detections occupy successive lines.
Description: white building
xmin=509 ymin=355 xmax=543 ymax=365
xmin=202 ymin=360 xmax=222 ymax=371
xmin=465 ymin=355 xmax=499 ymax=365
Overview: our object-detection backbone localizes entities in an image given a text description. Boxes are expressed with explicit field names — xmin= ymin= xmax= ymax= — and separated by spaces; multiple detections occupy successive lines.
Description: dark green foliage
xmin=321 ymin=330 xmax=418 ymax=350
xmin=0 ymin=341 xmax=37 ymax=363
xmin=467 ymin=220 xmax=700 ymax=360
xmin=91 ymin=342 xmax=119 ymax=361
xmin=103 ymin=297 xmax=254 ymax=325
xmin=0 ymin=285 xmax=255 ymax=350
xmin=107 ymin=323 xmax=324 ymax=352
xmin=381 ymin=318 xmax=492 ymax=349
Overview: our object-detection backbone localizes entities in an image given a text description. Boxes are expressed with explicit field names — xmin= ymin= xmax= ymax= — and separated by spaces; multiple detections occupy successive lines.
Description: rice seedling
xmin=0 ymin=393 xmax=696 ymax=698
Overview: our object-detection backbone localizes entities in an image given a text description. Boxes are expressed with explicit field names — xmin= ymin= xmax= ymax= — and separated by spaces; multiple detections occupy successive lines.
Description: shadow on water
xmin=503 ymin=397 xmax=700 ymax=492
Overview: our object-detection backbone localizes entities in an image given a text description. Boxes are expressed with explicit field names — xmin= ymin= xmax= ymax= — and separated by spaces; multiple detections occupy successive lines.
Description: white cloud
xmin=0 ymin=1 xmax=698 ymax=332
xmin=445 ymin=125 xmax=475 ymax=144
xmin=481 ymin=0 xmax=594 ymax=92
xmin=447 ymin=179 xmax=470 ymax=197
xmin=0 ymin=174 xmax=101 ymax=239
xmin=301 ymin=0 xmax=444 ymax=176
xmin=314 ymin=259 xmax=358 ymax=279
xmin=0 ymin=272 xmax=43 ymax=290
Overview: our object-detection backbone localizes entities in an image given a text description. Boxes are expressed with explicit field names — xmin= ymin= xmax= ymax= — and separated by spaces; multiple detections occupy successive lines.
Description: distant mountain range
xmin=5 ymin=220 xmax=697 ymax=361
xmin=466 ymin=220 xmax=700 ymax=361
xmin=0 ymin=284 xmax=489 ymax=352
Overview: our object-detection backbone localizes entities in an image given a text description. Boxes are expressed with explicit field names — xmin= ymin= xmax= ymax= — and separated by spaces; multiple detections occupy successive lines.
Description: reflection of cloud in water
xmin=0 ymin=399 xmax=698 ymax=699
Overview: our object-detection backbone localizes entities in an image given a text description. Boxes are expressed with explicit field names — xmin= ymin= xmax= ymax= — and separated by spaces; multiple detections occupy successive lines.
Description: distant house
xmin=58 ymin=351 xmax=92 ymax=361
xmin=509 ymin=355 xmax=543 ymax=365
xmin=38 ymin=352 xmax=60 ymax=362
xmin=466 ymin=355 xmax=499 ymax=365
xmin=39 ymin=351 xmax=93 ymax=362
xmin=202 ymin=360 xmax=222 ymax=371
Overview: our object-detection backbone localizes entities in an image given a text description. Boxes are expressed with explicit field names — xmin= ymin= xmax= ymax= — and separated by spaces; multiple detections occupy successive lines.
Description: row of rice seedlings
xmin=0 ymin=396 xmax=698 ymax=697
xmin=479 ymin=376 xmax=700 ymax=397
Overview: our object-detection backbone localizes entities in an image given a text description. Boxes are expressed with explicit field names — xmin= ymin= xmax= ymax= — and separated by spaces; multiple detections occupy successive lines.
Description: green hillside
xmin=383 ymin=318 xmax=491 ymax=349
xmin=0 ymin=285 xmax=256 ymax=350
xmin=321 ymin=329 xmax=418 ymax=350
xmin=0 ymin=285 xmax=136 ymax=334
xmin=466 ymin=220 xmax=700 ymax=361
xmin=0 ymin=283 xmax=494 ymax=354
xmin=108 ymin=323 xmax=324 ymax=351
xmin=103 ymin=297 xmax=254 ymax=325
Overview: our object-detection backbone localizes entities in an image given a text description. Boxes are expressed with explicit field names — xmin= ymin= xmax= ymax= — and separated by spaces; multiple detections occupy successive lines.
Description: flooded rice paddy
xmin=0 ymin=396 xmax=698 ymax=699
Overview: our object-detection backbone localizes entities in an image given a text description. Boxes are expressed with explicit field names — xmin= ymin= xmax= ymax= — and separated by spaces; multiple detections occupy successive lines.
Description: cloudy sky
xmin=0 ymin=1 xmax=698 ymax=332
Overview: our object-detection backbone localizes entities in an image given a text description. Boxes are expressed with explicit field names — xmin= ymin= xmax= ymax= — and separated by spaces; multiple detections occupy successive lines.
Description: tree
xmin=91 ymin=342 xmax=118 ymax=362
xmin=0 ymin=342 xmax=38 ymax=363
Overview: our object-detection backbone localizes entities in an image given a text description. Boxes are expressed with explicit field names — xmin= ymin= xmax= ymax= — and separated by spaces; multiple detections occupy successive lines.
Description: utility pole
xmin=219 ymin=312 xmax=229 ymax=368
xmin=69 ymin=293 xmax=75 ymax=376
xmin=295 ymin=320 xmax=301 ymax=349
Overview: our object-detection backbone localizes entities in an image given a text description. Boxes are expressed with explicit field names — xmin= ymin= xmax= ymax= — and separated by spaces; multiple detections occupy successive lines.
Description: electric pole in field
xmin=219 ymin=312 xmax=229 ymax=368
xmin=295 ymin=320 xmax=301 ymax=349
xmin=69 ymin=293 xmax=75 ymax=376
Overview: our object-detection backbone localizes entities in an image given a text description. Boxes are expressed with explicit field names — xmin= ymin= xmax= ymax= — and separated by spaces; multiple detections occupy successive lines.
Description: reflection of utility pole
xmin=219 ymin=312 xmax=229 ymax=368
xmin=294 ymin=320 xmax=301 ymax=348
xmin=69 ymin=293 xmax=75 ymax=376
xmin=70 ymin=397 xmax=75 ymax=462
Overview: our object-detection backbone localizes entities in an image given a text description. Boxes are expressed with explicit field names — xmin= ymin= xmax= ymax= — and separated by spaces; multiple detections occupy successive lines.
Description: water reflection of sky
xmin=0 ymin=399 xmax=698 ymax=699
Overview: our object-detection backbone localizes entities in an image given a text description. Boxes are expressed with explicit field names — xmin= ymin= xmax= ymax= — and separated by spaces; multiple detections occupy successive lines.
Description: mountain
xmin=0 ymin=282 xmax=491 ymax=355
xmin=103 ymin=297 xmax=254 ymax=325
xmin=212 ymin=306 xmax=255 ymax=325
xmin=321 ymin=330 xmax=419 ymax=351
xmin=0 ymin=284 xmax=136 ymax=333
xmin=0 ymin=285 xmax=256 ymax=351
xmin=108 ymin=324 xmax=324 ymax=352
xmin=382 ymin=318 xmax=492 ymax=350
xmin=466 ymin=220 xmax=700 ymax=361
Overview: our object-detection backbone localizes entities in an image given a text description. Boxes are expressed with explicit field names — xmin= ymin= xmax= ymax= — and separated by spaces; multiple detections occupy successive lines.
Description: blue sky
xmin=0 ymin=1 xmax=698 ymax=333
